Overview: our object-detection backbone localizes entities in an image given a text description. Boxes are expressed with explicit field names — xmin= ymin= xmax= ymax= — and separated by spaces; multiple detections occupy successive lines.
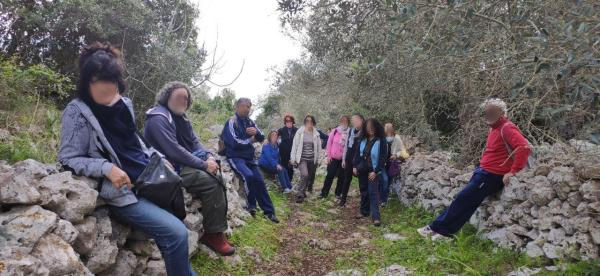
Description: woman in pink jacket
xmin=319 ymin=115 xmax=350 ymax=199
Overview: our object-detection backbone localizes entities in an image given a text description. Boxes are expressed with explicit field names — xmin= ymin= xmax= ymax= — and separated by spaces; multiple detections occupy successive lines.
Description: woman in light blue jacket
xmin=58 ymin=42 xmax=195 ymax=276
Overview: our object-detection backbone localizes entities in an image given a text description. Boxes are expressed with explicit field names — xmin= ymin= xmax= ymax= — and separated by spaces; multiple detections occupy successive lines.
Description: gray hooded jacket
xmin=58 ymin=97 xmax=158 ymax=207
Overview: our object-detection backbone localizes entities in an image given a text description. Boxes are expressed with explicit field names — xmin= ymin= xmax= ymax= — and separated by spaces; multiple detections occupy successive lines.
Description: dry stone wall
xmin=393 ymin=139 xmax=600 ymax=260
xmin=0 ymin=136 xmax=250 ymax=276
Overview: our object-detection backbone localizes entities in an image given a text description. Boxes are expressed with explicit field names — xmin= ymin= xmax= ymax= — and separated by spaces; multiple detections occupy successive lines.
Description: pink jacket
xmin=326 ymin=128 xmax=345 ymax=161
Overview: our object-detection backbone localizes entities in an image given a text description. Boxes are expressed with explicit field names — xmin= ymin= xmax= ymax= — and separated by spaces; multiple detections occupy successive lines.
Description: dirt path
xmin=251 ymin=185 xmax=379 ymax=276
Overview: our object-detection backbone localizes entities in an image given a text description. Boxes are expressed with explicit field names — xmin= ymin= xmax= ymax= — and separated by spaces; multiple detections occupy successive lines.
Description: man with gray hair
xmin=221 ymin=97 xmax=279 ymax=223
xmin=417 ymin=97 xmax=531 ymax=241
xmin=144 ymin=81 xmax=235 ymax=256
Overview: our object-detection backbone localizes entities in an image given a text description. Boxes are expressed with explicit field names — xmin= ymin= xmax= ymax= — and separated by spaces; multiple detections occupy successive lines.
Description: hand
xmin=326 ymin=158 xmax=331 ymax=165
xmin=206 ymin=159 xmax=219 ymax=175
xmin=390 ymin=155 xmax=397 ymax=161
xmin=368 ymin=172 xmax=376 ymax=181
xmin=246 ymin=127 xmax=257 ymax=136
xmin=503 ymin=172 xmax=514 ymax=185
xmin=341 ymin=161 xmax=346 ymax=169
xmin=107 ymin=165 xmax=131 ymax=189
xmin=277 ymin=164 xmax=283 ymax=171
xmin=353 ymin=168 xmax=358 ymax=176
xmin=165 ymin=160 xmax=174 ymax=170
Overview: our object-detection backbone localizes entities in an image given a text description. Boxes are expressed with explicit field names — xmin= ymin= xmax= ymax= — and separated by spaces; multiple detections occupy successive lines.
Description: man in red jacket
xmin=418 ymin=98 xmax=531 ymax=240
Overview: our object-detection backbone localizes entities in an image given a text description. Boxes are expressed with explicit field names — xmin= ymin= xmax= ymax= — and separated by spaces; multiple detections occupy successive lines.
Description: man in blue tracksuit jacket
xmin=222 ymin=98 xmax=279 ymax=223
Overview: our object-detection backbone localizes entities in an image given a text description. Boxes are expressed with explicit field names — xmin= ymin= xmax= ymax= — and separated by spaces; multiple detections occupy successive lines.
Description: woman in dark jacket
xmin=277 ymin=115 xmax=298 ymax=180
xmin=58 ymin=42 xmax=195 ymax=276
xmin=353 ymin=118 xmax=387 ymax=226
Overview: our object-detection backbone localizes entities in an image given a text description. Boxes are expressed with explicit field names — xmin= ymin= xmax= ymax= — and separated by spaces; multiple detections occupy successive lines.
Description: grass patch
xmin=191 ymin=188 xmax=290 ymax=275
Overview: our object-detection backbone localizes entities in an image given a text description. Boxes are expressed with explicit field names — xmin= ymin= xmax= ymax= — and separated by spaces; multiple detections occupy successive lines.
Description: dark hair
xmin=352 ymin=113 xmax=365 ymax=122
xmin=304 ymin=115 xmax=317 ymax=126
xmin=156 ymin=81 xmax=193 ymax=110
xmin=363 ymin=118 xmax=385 ymax=139
xmin=283 ymin=114 xmax=296 ymax=124
xmin=77 ymin=42 xmax=126 ymax=105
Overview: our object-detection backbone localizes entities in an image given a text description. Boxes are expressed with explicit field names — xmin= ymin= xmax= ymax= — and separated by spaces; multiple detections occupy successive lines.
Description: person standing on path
xmin=221 ymin=98 xmax=279 ymax=223
xmin=320 ymin=115 xmax=350 ymax=199
xmin=380 ymin=123 xmax=409 ymax=206
xmin=418 ymin=98 xmax=531 ymax=240
xmin=338 ymin=114 xmax=365 ymax=207
xmin=278 ymin=115 xmax=298 ymax=181
xmin=290 ymin=115 xmax=322 ymax=203
xmin=259 ymin=130 xmax=293 ymax=193
xmin=353 ymin=118 xmax=387 ymax=227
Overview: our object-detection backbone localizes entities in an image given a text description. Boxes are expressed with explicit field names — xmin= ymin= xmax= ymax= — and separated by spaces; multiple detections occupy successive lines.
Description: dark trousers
xmin=228 ymin=158 xmax=275 ymax=215
xmin=339 ymin=157 xmax=354 ymax=205
xmin=358 ymin=172 xmax=381 ymax=220
xmin=429 ymin=167 xmax=504 ymax=236
xmin=320 ymin=159 xmax=344 ymax=197
xmin=180 ymin=166 xmax=228 ymax=233
xmin=281 ymin=156 xmax=294 ymax=181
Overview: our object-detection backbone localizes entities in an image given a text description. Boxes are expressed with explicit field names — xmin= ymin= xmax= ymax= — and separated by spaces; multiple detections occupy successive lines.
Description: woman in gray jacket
xmin=58 ymin=42 xmax=195 ymax=276
xmin=290 ymin=115 xmax=322 ymax=203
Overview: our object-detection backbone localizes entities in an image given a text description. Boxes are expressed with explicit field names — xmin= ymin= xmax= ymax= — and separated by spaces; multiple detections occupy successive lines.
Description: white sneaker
xmin=283 ymin=188 xmax=292 ymax=194
xmin=417 ymin=225 xmax=434 ymax=238
xmin=431 ymin=233 xmax=451 ymax=242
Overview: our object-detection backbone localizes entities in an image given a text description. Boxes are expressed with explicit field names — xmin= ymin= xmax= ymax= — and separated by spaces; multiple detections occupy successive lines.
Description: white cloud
xmin=194 ymin=0 xmax=303 ymax=104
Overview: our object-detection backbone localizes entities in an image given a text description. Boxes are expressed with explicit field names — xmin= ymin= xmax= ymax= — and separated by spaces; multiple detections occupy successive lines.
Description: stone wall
xmin=393 ymin=139 xmax=600 ymax=260
xmin=0 ymin=140 xmax=250 ymax=275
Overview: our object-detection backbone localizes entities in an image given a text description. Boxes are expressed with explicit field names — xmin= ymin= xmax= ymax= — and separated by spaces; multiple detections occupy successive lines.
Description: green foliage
xmin=0 ymin=58 xmax=68 ymax=163
xmin=271 ymin=0 xmax=600 ymax=166
xmin=188 ymin=88 xmax=236 ymax=142
xmin=1 ymin=0 xmax=207 ymax=117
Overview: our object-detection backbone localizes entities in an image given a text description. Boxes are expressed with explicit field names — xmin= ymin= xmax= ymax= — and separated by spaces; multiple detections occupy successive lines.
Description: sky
xmin=194 ymin=0 xmax=303 ymax=106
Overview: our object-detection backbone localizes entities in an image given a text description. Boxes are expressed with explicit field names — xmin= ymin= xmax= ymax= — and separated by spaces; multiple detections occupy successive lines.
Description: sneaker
xmin=373 ymin=220 xmax=381 ymax=227
xmin=283 ymin=188 xmax=292 ymax=194
xmin=248 ymin=209 xmax=257 ymax=218
xmin=295 ymin=198 xmax=304 ymax=204
xmin=200 ymin=232 xmax=236 ymax=256
xmin=355 ymin=213 xmax=368 ymax=219
xmin=338 ymin=200 xmax=346 ymax=208
xmin=417 ymin=225 xmax=434 ymax=238
xmin=431 ymin=233 xmax=451 ymax=242
xmin=266 ymin=213 xmax=280 ymax=223
xmin=380 ymin=202 xmax=387 ymax=208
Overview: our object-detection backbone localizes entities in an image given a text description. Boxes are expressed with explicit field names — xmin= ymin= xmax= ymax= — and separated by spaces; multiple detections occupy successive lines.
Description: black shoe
xmin=338 ymin=200 xmax=346 ymax=207
xmin=296 ymin=198 xmax=304 ymax=204
xmin=355 ymin=213 xmax=367 ymax=219
xmin=373 ymin=220 xmax=381 ymax=227
xmin=318 ymin=194 xmax=327 ymax=200
xmin=266 ymin=214 xmax=280 ymax=223
xmin=248 ymin=209 xmax=256 ymax=218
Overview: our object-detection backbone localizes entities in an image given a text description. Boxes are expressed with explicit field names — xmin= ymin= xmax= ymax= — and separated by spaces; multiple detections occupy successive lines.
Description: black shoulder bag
xmin=135 ymin=134 xmax=186 ymax=220
xmin=356 ymin=139 xmax=376 ymax=174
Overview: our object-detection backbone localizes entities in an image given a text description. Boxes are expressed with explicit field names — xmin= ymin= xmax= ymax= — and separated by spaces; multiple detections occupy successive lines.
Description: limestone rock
xmin=0 ymin=247 xmax=49 ymax=276
xmin=580 ymin=180 xmax=600 ymax=202
xmin=97 ymin=249 xmax=137 ymax=276
xmin=34 ymin=172 xmax=98 ymax=223
xmin=31 ymin=233 xmax=92 ymax=276
xmin=0 ymin=205 xmax=57 ymax=252
xmin=373 ymin=264 xmax=413 ymax=275
xmin=52 ymin=219 xmax=79 ymax=245
xmin=144 ymin=260 xmax=167 ymax=276
xmin=0 ymin=164 xmax=41 ymax=205
xmin=73 ymin=216 xmax=98 ymax=255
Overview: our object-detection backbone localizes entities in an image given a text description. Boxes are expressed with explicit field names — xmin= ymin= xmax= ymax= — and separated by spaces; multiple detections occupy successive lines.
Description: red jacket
xmin=480 ymin=117 xmax=531 ymax=175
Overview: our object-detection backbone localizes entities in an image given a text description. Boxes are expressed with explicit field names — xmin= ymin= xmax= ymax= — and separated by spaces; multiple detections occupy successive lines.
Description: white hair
xmin=481 ymin=98 xmax=507 ymax=114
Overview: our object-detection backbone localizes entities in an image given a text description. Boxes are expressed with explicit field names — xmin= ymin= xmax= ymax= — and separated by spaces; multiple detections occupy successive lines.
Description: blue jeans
xmin=358 ymin=172 xmax=381 ymax=221
xmin=109 ymin=198 xmax=195 ymax=276
xmin=429 ymin=167 xmax=504 ymax=236
xmin=260 ymin=165 xmax=292 ymax=190
xmin=229 ymin=158 xmax=275 ymax=215
xmin=379 ymin=169 xmax=390 ymax=203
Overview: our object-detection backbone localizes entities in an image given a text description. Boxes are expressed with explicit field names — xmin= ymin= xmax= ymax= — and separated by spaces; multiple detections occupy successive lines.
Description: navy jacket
xmin=221 ymin=113 xmax=265 ymax=161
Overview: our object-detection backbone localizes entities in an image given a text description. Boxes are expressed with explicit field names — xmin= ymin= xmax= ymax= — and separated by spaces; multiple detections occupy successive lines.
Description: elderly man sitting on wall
xmin=418 ymin=98 xmax=532 ymax=241
xmin=144 ymin=81 xmax=235 ymax=256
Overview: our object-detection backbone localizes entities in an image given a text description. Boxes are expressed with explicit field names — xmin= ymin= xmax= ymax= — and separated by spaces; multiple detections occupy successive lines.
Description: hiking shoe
xmin=380 ymin=202 xmax=387 ymax=208
xmin=373 ymin=220 xmax=381 ymax=227
xmin=431 ymin=233 xmax=451 ymax=242
xmin=355 ymin=213 xmax=368 ymax=219
xmin=248 ymin=209 xmax=257 ymax=218
xmin=417 ymin=225 xmax=434 ymax=238
xmin=266 ymin=213 xmax=280 ymax=223
xmin=200 ymin=232 xmax=236 ymax=256
xmin=283 ymin=188 xmax=292 ymax=194
xmin=338 ymin=200 xmax=346 ymax=208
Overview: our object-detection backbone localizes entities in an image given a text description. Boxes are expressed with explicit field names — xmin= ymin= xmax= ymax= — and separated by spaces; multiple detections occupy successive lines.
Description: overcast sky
xmin=194 ymin=0 xmax=303 ymax=105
